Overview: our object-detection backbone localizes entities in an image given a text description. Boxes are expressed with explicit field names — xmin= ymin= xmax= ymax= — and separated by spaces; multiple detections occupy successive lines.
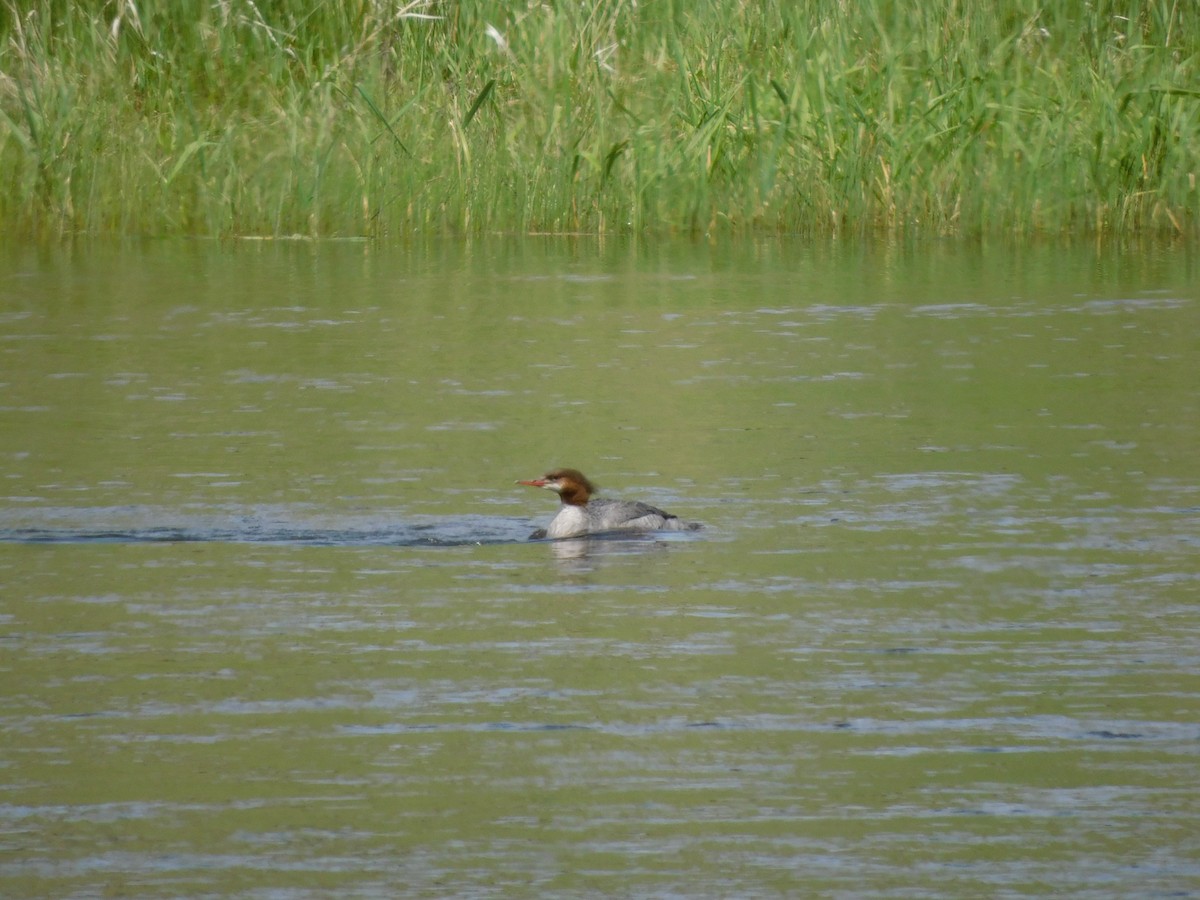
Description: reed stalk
xmin=1 ymin=0 xmax=1196 ymax=237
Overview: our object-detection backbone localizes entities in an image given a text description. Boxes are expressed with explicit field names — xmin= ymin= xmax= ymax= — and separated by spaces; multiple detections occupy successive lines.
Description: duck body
xmin=517 ymin=468 xmax=700 ymax=540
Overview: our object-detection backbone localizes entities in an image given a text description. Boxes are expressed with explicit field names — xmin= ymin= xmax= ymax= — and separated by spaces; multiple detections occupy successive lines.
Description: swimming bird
xmin=516 ymin=468 xmax=700 ymax=539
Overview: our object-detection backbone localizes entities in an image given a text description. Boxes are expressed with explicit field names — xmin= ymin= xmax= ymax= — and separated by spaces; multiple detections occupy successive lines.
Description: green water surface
xmin=1 ymin=237 xmax=1197 ymax=897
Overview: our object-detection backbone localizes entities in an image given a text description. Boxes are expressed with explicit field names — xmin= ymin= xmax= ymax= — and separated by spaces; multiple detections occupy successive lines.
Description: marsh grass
xmin=1 ymin=0 xmax=1197 ymax=238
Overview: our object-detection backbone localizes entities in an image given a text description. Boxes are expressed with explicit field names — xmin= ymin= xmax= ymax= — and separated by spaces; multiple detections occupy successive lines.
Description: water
xmin=1 ymin=237 xmax=1197 ymax=898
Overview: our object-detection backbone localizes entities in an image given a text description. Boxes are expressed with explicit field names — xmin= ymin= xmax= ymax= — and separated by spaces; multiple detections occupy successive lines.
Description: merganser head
xmin=516 ymin=467 xmax=596 ymax=506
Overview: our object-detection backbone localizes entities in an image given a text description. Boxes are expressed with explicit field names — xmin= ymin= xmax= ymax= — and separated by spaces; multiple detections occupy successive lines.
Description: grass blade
xmin=463 ymin=80 xmax=496 ymax=129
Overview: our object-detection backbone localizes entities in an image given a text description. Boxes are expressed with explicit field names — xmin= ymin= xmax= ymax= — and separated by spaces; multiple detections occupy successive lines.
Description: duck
xmin=516 ymin=467 xmax=700 ymax=539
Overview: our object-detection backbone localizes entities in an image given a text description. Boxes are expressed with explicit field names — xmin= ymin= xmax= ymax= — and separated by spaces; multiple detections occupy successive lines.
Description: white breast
xmin=545 ymin=505 xmax=591 ymax=538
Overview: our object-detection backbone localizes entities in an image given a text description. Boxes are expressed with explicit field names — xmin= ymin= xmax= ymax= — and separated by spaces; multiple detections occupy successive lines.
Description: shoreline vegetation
xmin=1 ymin=0 xmax=1197 ymax=240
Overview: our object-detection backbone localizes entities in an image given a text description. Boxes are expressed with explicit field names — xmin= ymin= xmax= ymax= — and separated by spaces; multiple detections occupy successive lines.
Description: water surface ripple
xmin=1 ymin=239 xmax=1197 ymax=898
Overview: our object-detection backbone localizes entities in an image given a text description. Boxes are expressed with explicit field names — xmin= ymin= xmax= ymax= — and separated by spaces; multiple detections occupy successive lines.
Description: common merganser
xmin=516 ymin=468 xmax=701 ymax=539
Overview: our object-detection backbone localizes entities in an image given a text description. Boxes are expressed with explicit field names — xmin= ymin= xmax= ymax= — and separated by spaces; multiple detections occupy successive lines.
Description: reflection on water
xmin=0 ymin=237 xmax=1197 ymax=897
xmin=541 ymin=532 xmax=702 ymax=568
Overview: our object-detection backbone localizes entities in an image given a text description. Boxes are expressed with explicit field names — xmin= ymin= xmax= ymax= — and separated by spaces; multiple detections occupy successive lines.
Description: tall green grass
xmin=1 ymin=0 xmax=1197 ymax=237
